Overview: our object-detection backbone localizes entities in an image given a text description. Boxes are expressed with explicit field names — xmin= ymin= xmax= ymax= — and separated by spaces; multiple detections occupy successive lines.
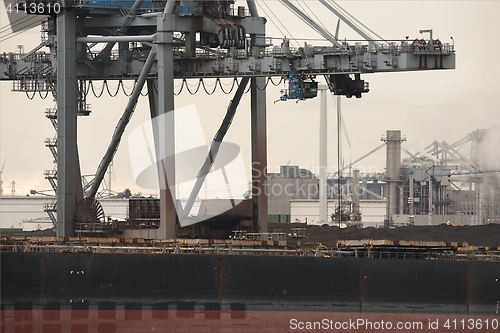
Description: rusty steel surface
xmin=1 ymin=235 xmax=500 ymax=262
xmin=1 ymin=250 xmax=499 ymax=314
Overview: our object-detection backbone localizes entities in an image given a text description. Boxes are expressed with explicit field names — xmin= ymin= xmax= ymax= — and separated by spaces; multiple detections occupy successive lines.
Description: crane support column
xmin=352 ymin=169 xmax=361 ymax=215
xmin=319 ymin=86 xmax=328 ymax=224
xmin=56 ymin=9 xmax=78 ymax=237
xmin=251 ymin=77 xmax=268 ymax=233
xmin=156 ymin=15 xmax=176 ymax=239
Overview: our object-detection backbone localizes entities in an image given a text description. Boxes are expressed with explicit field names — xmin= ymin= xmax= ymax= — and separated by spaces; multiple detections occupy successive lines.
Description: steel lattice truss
xmin=0 ymin=0 xmax=456 ymax=236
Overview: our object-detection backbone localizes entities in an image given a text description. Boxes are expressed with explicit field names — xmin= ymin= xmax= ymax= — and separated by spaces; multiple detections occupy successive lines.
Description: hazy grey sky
xmin=1 ymin=1 xmax=499 ymax=197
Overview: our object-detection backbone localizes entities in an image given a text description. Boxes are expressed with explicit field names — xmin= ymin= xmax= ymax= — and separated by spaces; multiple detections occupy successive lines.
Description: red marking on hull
xmin=1 ymin=310 xmax=499 ymax=333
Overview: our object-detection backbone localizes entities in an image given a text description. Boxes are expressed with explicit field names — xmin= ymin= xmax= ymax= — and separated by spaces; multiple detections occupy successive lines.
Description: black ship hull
xmin=2 ymin=251 xmax=500 ymax=332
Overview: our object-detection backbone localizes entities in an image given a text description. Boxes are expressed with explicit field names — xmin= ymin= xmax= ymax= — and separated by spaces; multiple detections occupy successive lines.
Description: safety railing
xmin=1 ymin=237 xmax=498 ymax=262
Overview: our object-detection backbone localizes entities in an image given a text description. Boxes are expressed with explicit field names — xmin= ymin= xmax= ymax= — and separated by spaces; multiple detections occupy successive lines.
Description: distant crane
xmin=30 ymin=189 xmax=56 ymax=197
xmin=106 ymin=160 xmax=114 ymax=198
xmin=0 ymin=157 xmax=6 ymax=196
xmin=422 ymin=168 xmax=500 ymax=183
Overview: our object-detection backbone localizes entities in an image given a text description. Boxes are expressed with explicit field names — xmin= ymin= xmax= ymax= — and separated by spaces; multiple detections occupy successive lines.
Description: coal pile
xmin=269 ymin=223 xmax=500 ymax=248
xmin=6 ymin=223 xmax=500 ymax=248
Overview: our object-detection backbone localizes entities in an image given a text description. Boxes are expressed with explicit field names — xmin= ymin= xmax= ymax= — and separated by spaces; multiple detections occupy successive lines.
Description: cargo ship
xmin=1 ymin=0 xmax=494 ymax=332
xmin=2 ymin=234 xmax=500 ymax=333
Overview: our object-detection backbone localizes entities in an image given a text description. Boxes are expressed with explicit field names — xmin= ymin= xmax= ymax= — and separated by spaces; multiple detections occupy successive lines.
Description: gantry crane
xmin=0 ymin=0 xmax=455 ymax=238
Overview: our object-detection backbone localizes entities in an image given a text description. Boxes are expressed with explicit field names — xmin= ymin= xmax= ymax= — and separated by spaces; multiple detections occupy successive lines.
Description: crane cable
xmin=0 ymin=16 xmax=42 ymax=43
xmin=297 ymin=0 xmax=330 ymax=38
xmin=17 ymin=76 xmax=286 ymax=100
xmin=325 ymin=0 xmax=386 ymax=43
xmin=0 ymin=14 xmax=39 ymax=33
xmin=255 ymin=2 xmax=286 ymax=40
xmin=81 ymin=77 xmax=286 ymax=99
xmin=328 ymin=0 xmax=381 ymax=39
xmin=257 ymin=1 xmax=300 ymax=48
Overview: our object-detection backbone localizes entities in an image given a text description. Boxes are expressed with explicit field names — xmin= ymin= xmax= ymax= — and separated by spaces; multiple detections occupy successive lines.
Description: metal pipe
xmin=129 ymin=0 xmax=145 ymax=15
xmin=409 ymin=170 xmax=414 ymax=225
xmin=336 ymin=95 xmax=342 ymax=236
xmin=88 ymin=47 xmax=157 ymax=198
xmin=141 ymin=12 xmax=161 ymax=17
xmin=419 ymin=29 xmax=433 ymax=51
xmin=246 ymin=0 xmax=259 ymax=17
xmin=429 ymin=169 xmax=433 ymax=225
xmin=319 ymin=86 xmax=328 ymax=224
xmin=352 ymin=169 xmax=360 ymax=215
xmin=164 ymin=0 xmax=175 ymax=14
xmin=76 ymin=35 xmax=155 ymax=43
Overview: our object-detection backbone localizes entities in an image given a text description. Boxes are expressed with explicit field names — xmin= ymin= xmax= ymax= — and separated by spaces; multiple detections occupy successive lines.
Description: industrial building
xmin=267 ymin=166 xmax=318 ymax=222
xmin=393 ymin=127 xmax=500 ymax=226
xmin=283 ymin=128 xmax=500 ymax=227
xmin=2 ymin=127 xmax=497 ymax=231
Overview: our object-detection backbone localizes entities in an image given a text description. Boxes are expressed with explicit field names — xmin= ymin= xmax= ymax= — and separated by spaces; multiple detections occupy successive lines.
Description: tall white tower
xmin=382 ymin=130 xmax=405 ymax=226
